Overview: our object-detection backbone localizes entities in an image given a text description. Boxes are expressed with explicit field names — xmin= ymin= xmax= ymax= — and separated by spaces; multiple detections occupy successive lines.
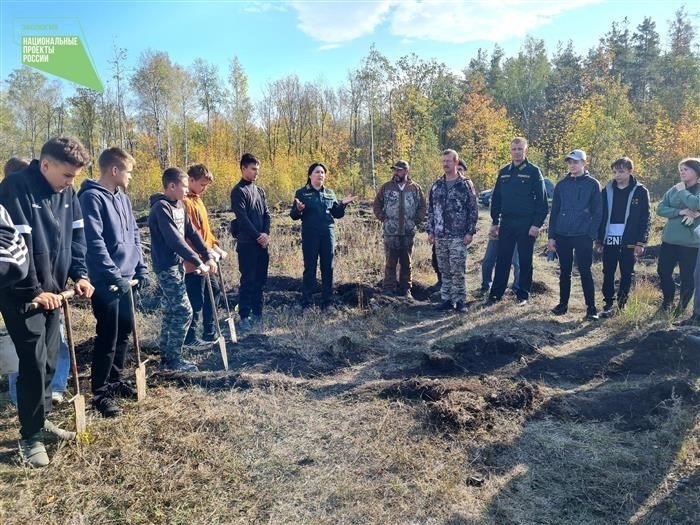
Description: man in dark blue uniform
xmin=486 ymin=137 xmax=548 ymax=307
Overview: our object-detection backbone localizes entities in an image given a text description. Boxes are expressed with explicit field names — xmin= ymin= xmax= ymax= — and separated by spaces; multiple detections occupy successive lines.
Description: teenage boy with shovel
xmin=182 ymin=163 xmax=227 ymax=347
xmin=149 ymin=168 xmax=217 ymax=372
xmin=78 ymin=147 xmax=150 ymax=418
xmin=0 ymin=137 xmax=94 ymax=468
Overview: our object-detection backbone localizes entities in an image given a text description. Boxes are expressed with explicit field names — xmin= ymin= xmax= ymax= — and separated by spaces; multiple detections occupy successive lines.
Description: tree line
xmin=1 ymin=8 xmax=698 ymax=209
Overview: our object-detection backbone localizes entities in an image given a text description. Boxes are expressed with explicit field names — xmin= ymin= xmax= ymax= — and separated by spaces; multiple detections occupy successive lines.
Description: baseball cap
xmin=391 ymin=160 xmax=409 ymax=170
xmin=565 ymin=149 xmax=587 ymax=161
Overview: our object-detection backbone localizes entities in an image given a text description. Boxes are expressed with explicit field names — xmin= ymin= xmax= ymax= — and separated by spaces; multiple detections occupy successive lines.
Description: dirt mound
xmin=384 ymin=333 xmax=543 ymax=379
xmin=529 ymin=280 xmax=551 ymax=294
xmin=321 ymin=335 xmax=381 ymax=366
xmin=381 ymin=377 xmax=543 ymax=433
xmin=544 ymin=380 xmax=698 ymax=430
xmin=380 ymin=378 xmax=450 ymax=401
xmin=335 ymin=283 xmax=379 ymax=308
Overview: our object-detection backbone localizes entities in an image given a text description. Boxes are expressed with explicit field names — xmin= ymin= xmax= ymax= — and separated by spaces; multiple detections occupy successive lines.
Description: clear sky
xmin=0 ymin=0 xmax=697 ymax=100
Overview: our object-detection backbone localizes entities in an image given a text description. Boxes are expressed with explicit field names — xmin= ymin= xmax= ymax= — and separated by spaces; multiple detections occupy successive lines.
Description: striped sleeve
xmin=0 ymin=204 xmax=29 ymax=285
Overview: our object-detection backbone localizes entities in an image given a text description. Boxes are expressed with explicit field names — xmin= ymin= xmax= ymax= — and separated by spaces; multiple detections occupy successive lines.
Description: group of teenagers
xmin=0 ymin=135 xmax=698 ymax=468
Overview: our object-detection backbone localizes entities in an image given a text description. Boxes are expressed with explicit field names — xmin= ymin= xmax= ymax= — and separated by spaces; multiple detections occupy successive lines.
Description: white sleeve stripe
xmin=72 ymin=219 xmax=84 ymax=229
xmin=14 ymin=224 xmax=31 ymax=234
xmin=0 ymin=253 xmax=27 ymax=266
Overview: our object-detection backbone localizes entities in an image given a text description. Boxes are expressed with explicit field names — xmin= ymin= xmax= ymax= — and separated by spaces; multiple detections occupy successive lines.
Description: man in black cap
xmin=373 ymin=160 xmax=426 ymax=299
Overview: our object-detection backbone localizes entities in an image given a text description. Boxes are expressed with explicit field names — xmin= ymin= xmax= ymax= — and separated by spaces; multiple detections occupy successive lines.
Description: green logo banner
xmin=22 ymin=35 xmax=104 ymax=92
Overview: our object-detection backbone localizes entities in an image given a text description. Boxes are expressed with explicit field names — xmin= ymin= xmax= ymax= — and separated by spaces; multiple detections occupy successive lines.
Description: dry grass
xmin=0 ymin=204 xmax=698 ymax=524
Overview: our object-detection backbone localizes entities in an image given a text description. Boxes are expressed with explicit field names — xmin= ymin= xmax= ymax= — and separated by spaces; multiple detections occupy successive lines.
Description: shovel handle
xmin=108 ymin=279 xmax=139 ymax=292
xmin=61 ymin=296 xmax=81 ymax=397
xmin=127 ymin=285 xmax=142 ymax=363
xmin=217 ymin=265 xmax=234 ymax=318
xmin=27 ymin=290 xmax=76 ymax=311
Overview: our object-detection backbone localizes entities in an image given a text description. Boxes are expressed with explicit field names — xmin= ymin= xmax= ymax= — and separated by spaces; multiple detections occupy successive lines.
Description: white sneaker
xmin=51 ymin=391 xmax=64 ymax=404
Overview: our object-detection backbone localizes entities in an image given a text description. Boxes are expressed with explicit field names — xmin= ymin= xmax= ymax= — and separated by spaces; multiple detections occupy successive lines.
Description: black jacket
xmin=230 ymin=179 xmax=271 ymax=243
xmin=597 ymin=176 xmax=650 ymax=247
xmin=491 ymin=159 xmax=549 ymax=227
xmin=148 ymin=193 xmax=211 ymax=273
xmin=549 ymin=172 xmax=602 ymax=240
xmin=0 ymin=160 xmax=88 ymax=302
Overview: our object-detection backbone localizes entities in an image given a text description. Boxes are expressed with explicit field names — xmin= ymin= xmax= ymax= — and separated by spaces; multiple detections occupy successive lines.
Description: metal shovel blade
xmin=227 ymin=317 xmax=237 ymax=344
xmin=217 ymin=337 xmax=229 ymax=371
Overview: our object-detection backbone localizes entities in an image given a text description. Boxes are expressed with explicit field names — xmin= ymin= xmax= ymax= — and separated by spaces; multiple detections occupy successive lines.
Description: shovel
xmin=217 ymin=265 xmax=237 ymax=344
xmin=109 ymin=280 xmax=148 ymax=402
xmin=29 ymin=291 xmax=87 ymax=434
xmin=205 ymin=273 xmax=229 ymax=371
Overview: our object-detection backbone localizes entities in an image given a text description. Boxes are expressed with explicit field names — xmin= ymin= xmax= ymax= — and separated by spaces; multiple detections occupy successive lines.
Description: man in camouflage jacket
xmin=373 ymin=160 xmax=426 ymax=297
xmin=427 ymin=150 xmax=478 ymax=312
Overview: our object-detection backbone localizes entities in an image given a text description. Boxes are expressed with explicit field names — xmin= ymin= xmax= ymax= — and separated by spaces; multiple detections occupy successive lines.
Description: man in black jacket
xmin=0 ymin=137 xmax=95 ymax=467
xmin=486 ymin=137 xmax=548 ymax=306
xmin=230 ymin=153 xmax=271 ymax=332
xmin=595 ymin=157 xmax=650 ymax=317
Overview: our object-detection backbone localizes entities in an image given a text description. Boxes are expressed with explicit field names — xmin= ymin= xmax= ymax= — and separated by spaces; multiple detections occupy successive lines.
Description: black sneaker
xmin=454 ymin=300 xmax=468 ymax=313
xmin=484 ymin=296 xmax=500 ymax=307
xmin=601 ymin=303 xmax=615 ymax=318
xmin=201 ymin=332 xmax=219 ymax=342
xmin=551 ymin=303 xmax=568 ymax=315
xmin=516 ymin=298 xmax=528 ymax=306
xmin=92 ymin=396 xmax=122 ymax=418
xmin=161 ymin=359 xmax=199 ymax=373
xmin=586 ymin=307 xmax=599 ymax=320
xmin=109 ymin=381 xmax=138 ymax=400
xmin=436 ymin=300 xmax=453 ymax=311
xmin=474 ymin=288 xmax=489 ymax=298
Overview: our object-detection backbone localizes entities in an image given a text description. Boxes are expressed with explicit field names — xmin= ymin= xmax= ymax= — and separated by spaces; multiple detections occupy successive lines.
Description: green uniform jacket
xmin=656 ymin=183 xmax=700 ymax=247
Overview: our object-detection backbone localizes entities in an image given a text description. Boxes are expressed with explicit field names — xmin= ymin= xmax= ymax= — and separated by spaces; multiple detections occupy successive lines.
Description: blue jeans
xmin=481 ymin=238 xmax=520 ymax=291
xmin=9 ymin=316 xmax=70 ymax=405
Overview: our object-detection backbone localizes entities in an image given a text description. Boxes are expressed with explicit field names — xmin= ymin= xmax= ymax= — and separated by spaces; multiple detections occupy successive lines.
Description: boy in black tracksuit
xmin=595 ymin=157 xmax=650 ymax=317
xmin=547 ymin=149 xmax=602 ymax=320
xmin=230 ymin=153 xmax=271 ymax=332
xmin=0 ymin=137 xmax=94 ymax=467
xmin=78 ymin=147 xmax=150 ymax=417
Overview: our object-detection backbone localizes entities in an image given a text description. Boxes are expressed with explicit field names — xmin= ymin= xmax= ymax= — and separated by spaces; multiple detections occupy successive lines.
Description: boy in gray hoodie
xmin=148 ymin=168 xmax=217 ymax=372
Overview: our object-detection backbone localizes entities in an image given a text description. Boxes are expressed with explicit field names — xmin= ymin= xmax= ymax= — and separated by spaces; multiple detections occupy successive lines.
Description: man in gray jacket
xmin=373 ymin=160 xmax=426 ymax=299
xmin=547 ymin=149 xmax=602 ymax=319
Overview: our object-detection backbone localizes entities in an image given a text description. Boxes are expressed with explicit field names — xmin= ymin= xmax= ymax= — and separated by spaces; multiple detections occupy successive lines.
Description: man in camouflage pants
xmin=427 ymin=149 xmax=478 ymax=313
xmin=373 ymin=160 xmax=426 ymax=299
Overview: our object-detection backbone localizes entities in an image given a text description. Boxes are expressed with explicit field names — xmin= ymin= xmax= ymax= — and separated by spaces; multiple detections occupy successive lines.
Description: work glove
xmin=135 ymin=274 xmax=150 ymax=291
xmin=111 ymin=277 xmax=132 ymax=296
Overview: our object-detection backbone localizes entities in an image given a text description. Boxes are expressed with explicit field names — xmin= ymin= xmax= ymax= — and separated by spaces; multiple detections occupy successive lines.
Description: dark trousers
xmin=490 ymin=223 xmax=533 ymax=300
xmin=185 ymin=272 xmax=220 ymax=338
xmin=657 ymin=242 xmax=698 ymax=311
xmin=431 ymin=244 xmax=442 ymax=283
xmin=90 ymin=286 xmax=133 ymax=397
xmin=555 ymin=235 xmax=595 ymax=307
xmin=302 ymin=228 xmax=335 ymax=306
xmin=0 ymin=303 xmax=60 ymax=438
xmin=383 ymin=236 xmax=414 ymax=292
xmin=602 ymin=245 xmax=636 ymax=306
xmin=236 ymin=242 xmax=269 ymax=318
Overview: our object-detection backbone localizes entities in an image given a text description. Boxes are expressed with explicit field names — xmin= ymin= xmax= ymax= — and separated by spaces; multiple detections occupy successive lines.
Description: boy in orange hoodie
xmin=183 ymin=164 xmax=227 ymax=345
